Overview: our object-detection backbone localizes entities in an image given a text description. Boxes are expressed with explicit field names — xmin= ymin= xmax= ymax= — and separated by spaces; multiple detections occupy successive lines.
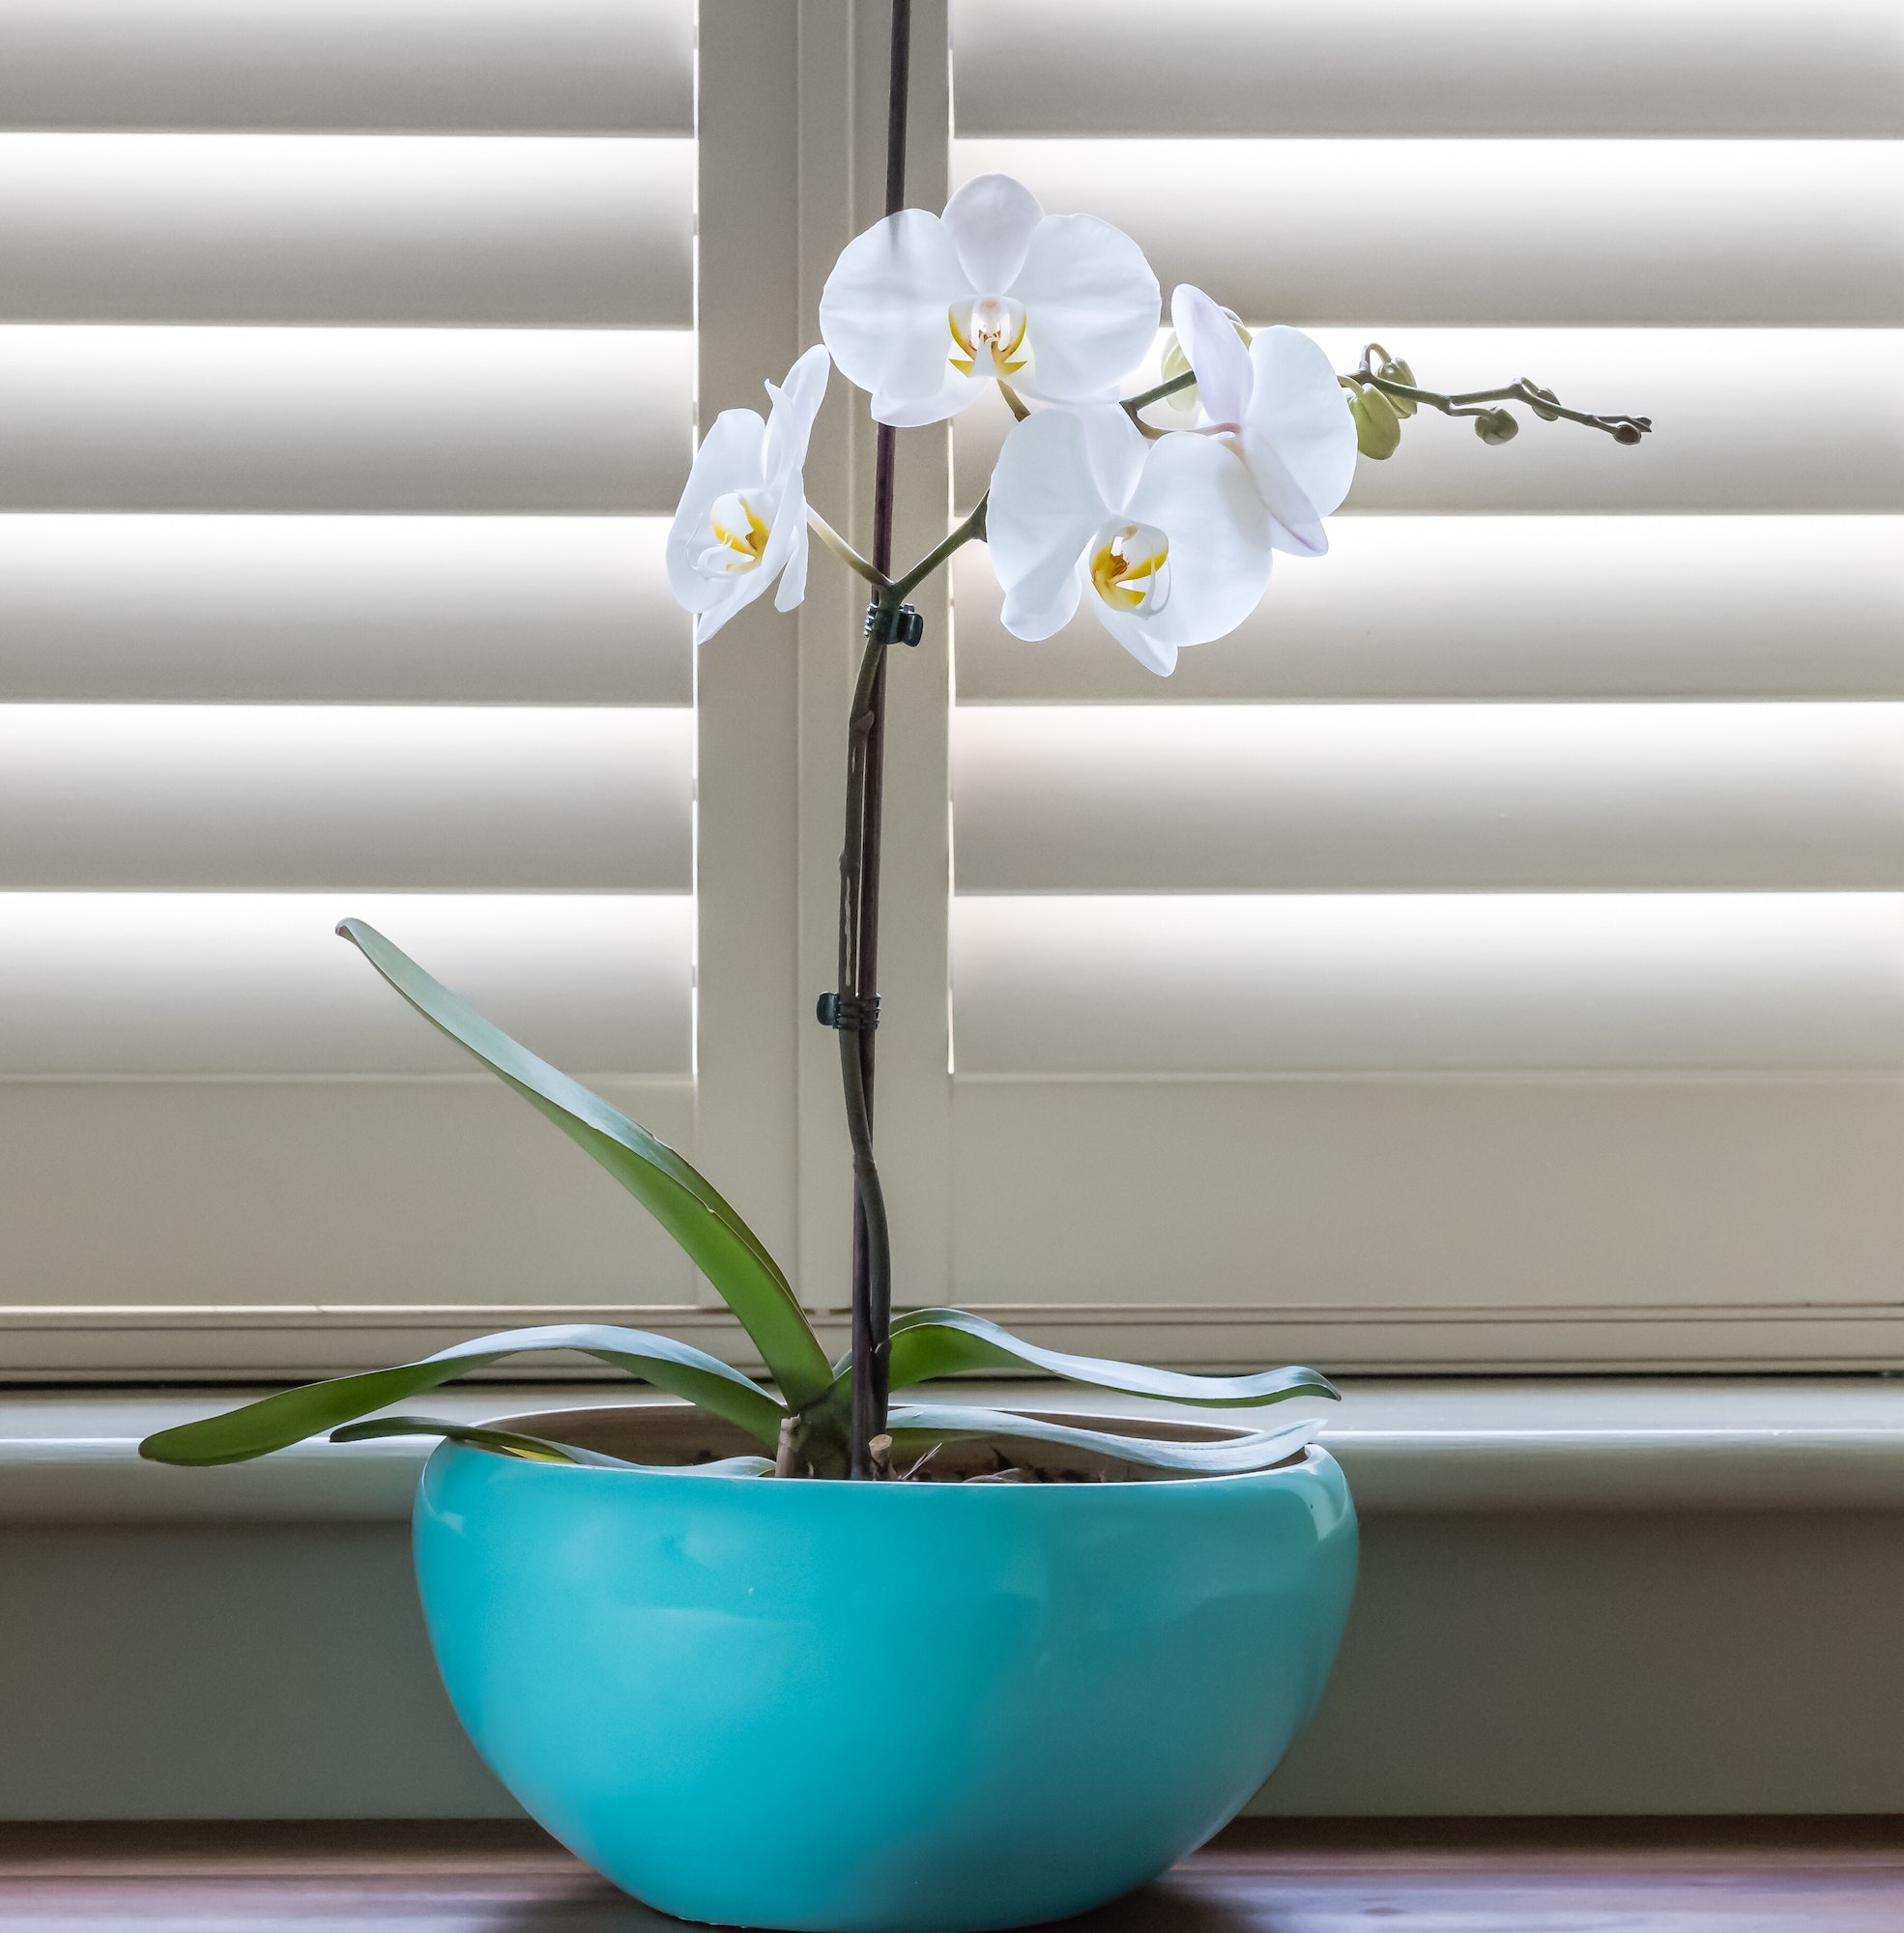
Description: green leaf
xmin=336 ymin=920 xmax=832 ymax=1409
xmin=332 ymin=1415 xmax=773 ymax=1477
xmin=331 ymin=1417 xmax=605 ymax=1464
xmin=138 ymin=1324 xmax=786 ymax=1466
xmin=886 ymin=1402 xmax=1321 ymax=1476
xmin=882 ymin=1308 xmax=1340 ymax=1409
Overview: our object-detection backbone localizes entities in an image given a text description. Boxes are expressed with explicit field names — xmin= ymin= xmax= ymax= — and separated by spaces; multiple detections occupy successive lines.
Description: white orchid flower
xmin=986 ymin=403 xmax=1272 ymax=677
xmin=667 ymin=345 xmax=829 ymax=643
xmin=819 ymin=174 xmax=1159 ymax=428
xmin=1169 ymin=284 xmax=1357 ymax=558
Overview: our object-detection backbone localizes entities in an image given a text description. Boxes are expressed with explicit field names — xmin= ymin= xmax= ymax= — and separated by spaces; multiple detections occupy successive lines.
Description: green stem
xmin=886 ymin=497 xmax=989 ymax=606
xmin=1349 ymin=342 xmax=1650 ymax=444
xmin=806 ymin=505 xmax=889 ymax=589
xmin=1124 ymin=369 xmax=1197 ymax=415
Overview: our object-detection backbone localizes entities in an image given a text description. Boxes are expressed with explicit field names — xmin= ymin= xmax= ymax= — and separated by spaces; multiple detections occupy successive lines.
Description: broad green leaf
xmin=332 ymin=1417 xmax=608 ymax=1464
xmin=337 ymin=920 xmax=831 ymax=1409
xmin=886 ymin=1402 xmax=1322 ymax=1476
xmin=138 ymin=1325 xmax=785 ymax=1466
xmin=332 ymin=1416 xmax=773 ymax=1477
xmin=880 ymin=1309 xmax=1340 ymax=1409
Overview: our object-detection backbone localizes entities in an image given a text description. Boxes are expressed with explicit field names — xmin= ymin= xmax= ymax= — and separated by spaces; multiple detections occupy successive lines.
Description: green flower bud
xmin=1473 ymin=408 xmax=1518 ymax=446
xmin=1373 ymin=356 xmax=1418 ymax=418
xmin=1350 ymin=384 xmax=1402 ymax=459
xmin=1523 ymin=382 xmax=1561 ymax=422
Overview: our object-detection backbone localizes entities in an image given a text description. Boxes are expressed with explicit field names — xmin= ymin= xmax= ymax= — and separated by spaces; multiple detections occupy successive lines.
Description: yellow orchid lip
xmin=948 ymin=295 xmax=1029 ymax=381
xmin=1090 ymin=521 xmax=1170 ymax=615
xmin=706 ymin=490 xmax=771 ymax=572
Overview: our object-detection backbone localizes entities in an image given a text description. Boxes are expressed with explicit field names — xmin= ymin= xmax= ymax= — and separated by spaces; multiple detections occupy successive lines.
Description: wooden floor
xmin=0 ymin=1818 xmax=1900 ymax=1930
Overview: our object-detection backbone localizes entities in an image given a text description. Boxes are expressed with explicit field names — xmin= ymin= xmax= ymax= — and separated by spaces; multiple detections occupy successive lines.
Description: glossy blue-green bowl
xmin=413 ymin=1406 xmax=1357 ymax=1932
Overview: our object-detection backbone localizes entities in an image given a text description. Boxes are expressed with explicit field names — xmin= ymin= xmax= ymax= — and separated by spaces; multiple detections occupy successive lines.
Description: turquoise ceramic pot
xmin=412 ymin=1408 xmax=1357 ymax=1932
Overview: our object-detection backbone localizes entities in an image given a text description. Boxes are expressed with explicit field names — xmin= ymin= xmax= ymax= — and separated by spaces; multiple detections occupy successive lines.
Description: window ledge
xmin=5 ymin=1378 xmax=1904 ymax=1523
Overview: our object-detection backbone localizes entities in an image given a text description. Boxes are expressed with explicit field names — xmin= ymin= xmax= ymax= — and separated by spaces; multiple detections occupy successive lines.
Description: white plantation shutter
xmin=0 ymin=1 xmax=705 ymax=1372
xmin=941 ymin=0 xmax=1904 ymax=1367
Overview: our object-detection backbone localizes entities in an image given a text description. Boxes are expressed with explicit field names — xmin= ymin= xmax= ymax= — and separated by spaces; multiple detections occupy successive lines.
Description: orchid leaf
xmin=885 ymin=1402 xmax=1322 ymax=1476
xmin=332 ymin=1416 xmax=773 ymax=1477
xmin=138 ymin=1325 xmax=785 ymax=1466
xmin=868 ymin=1308 xmax=1340 ymax=1408
xmin=336 ymin=920 xmax=832 ymax=1409
xmin=331 ymin=1417 xmax=611 ymax=1465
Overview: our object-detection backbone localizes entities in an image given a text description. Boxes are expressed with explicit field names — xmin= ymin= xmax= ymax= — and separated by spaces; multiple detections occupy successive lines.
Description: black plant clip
xmin=817 ymin=992 xmax=881 ymax=1032
xmin=865 ymin=601 xmax=925 ymax=647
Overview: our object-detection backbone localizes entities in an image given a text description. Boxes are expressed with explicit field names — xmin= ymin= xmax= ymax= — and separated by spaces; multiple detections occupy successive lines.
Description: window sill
xmin=4 ymin=1378 xmax=1904 ymax=1523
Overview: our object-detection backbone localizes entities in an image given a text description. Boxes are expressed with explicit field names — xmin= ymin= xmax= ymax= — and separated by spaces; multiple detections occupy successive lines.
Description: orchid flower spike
xmin=986 ymin=404 xmax=1272 ymax=677
xmin=820 ymin=174 xmax=1159 ymax=428
xmin=667 ymin=345 xmax=829 ymax=643
xmin=1169 ymin=284 xmax=1358 ymax=557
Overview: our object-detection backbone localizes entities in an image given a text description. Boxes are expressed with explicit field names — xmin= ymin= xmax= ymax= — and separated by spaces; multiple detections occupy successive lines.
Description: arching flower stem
xmin=806 ymin=505 xmax=888 ymax=590
xmin=1346 ymin=341 xmax=1652 ymax=444
xmin=1123 ymin=354 xmax=1651 ymax=444
xmin=886 ymin=498 xmax=989 ymax=605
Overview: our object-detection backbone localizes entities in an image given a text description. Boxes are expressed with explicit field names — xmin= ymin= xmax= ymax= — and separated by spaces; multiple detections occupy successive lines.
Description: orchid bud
xmin=1373 ymin=355 xmax=1418 ymax=418
xmin=1473 ymin=409 xmax=1518 ymax=445
xmin=1522 ymin=381 xmax=1561 ymax=421
xmin=1349 ymin=384 xmax=1401 ymax=460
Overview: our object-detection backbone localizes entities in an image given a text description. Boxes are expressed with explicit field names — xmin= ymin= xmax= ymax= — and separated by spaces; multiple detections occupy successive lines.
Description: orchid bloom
xmin=819 ymin=174 xmax=1159 ymax=427
xmin=667 ymin=345 xmax=829 ymax=643
xmin=1169 ymin=284 xmax=1358 ymax=557
xmin=985 ymin=404 xmax=1272 ymax=677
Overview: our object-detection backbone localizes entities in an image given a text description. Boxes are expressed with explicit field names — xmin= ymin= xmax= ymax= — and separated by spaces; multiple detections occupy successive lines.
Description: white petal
xmin=1091 ymin=605 xmax=1179 ymax=676
xmin=1117 ymin=432 xmax=1272 ymax=649
xmin=761 ymin=344 xmax=831 ymax=484
xmin=666 ymin=409 xmax=764 ymax=613
xmin=1000 ymin=549 xmax=1086 ymax=642
xmin=873 ymin=367 xmax=989 ymax=427
xmin=694 ymin=558 xmax=775 ymax=643
xmin=1170 ymin=283 xmax=1252 ymax=429
xmin=771 ymin=486 xmax=810 ymax=613
xmin=1007 ymin=214 xmax=1160 ymax=404
xmin=1241 ymin=436 xmax=1329 ymax=558
xmin=819 ymin=210 xmax=971 ymax=417
xmin=1071 ymin=401 xmax=1147 ymax=513
xmin=985 ymin=407 xmax=1111 ymax=629
xmin=1242 ymin=326 xmax=1359 ymax=520
xmin=942 ymin=174 xmax=1043 ymax=295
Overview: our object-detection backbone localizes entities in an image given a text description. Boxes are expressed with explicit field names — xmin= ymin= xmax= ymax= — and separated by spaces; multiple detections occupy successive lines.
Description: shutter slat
xmin=951 ymin=1079 xmax=1904 ymax=1317
xmin=0 ymin=327 xmax=692 ymax=512
xmin=953 ymin=0 xmax=1904 ymax=138
xmin=955 ymin=704 xmax=1904 ymax=893
xmin=954 ymin=518 xmax=1904 ymax=704
xmin=953 ymin=894 xmax=1904 ymax=1074
xmin=954 ymin=332 xmax=1904 ymax=516
xmin=0 ymin=516 xmax=689 ymax=706
xmin=0 ymin=1078 xmax=697 ymax=1309
xmin=0 ymin=894 xmax=691 ymax=1075
xmin=954 ymin=140 xmax=1904 ymax=327
xmin=0 ymin=134 xmax=691 ymax=327
xmin=0 ymin=707 xmax=690 ymax=890
xmin=0 ymin=0 xmax=693 ymax=134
